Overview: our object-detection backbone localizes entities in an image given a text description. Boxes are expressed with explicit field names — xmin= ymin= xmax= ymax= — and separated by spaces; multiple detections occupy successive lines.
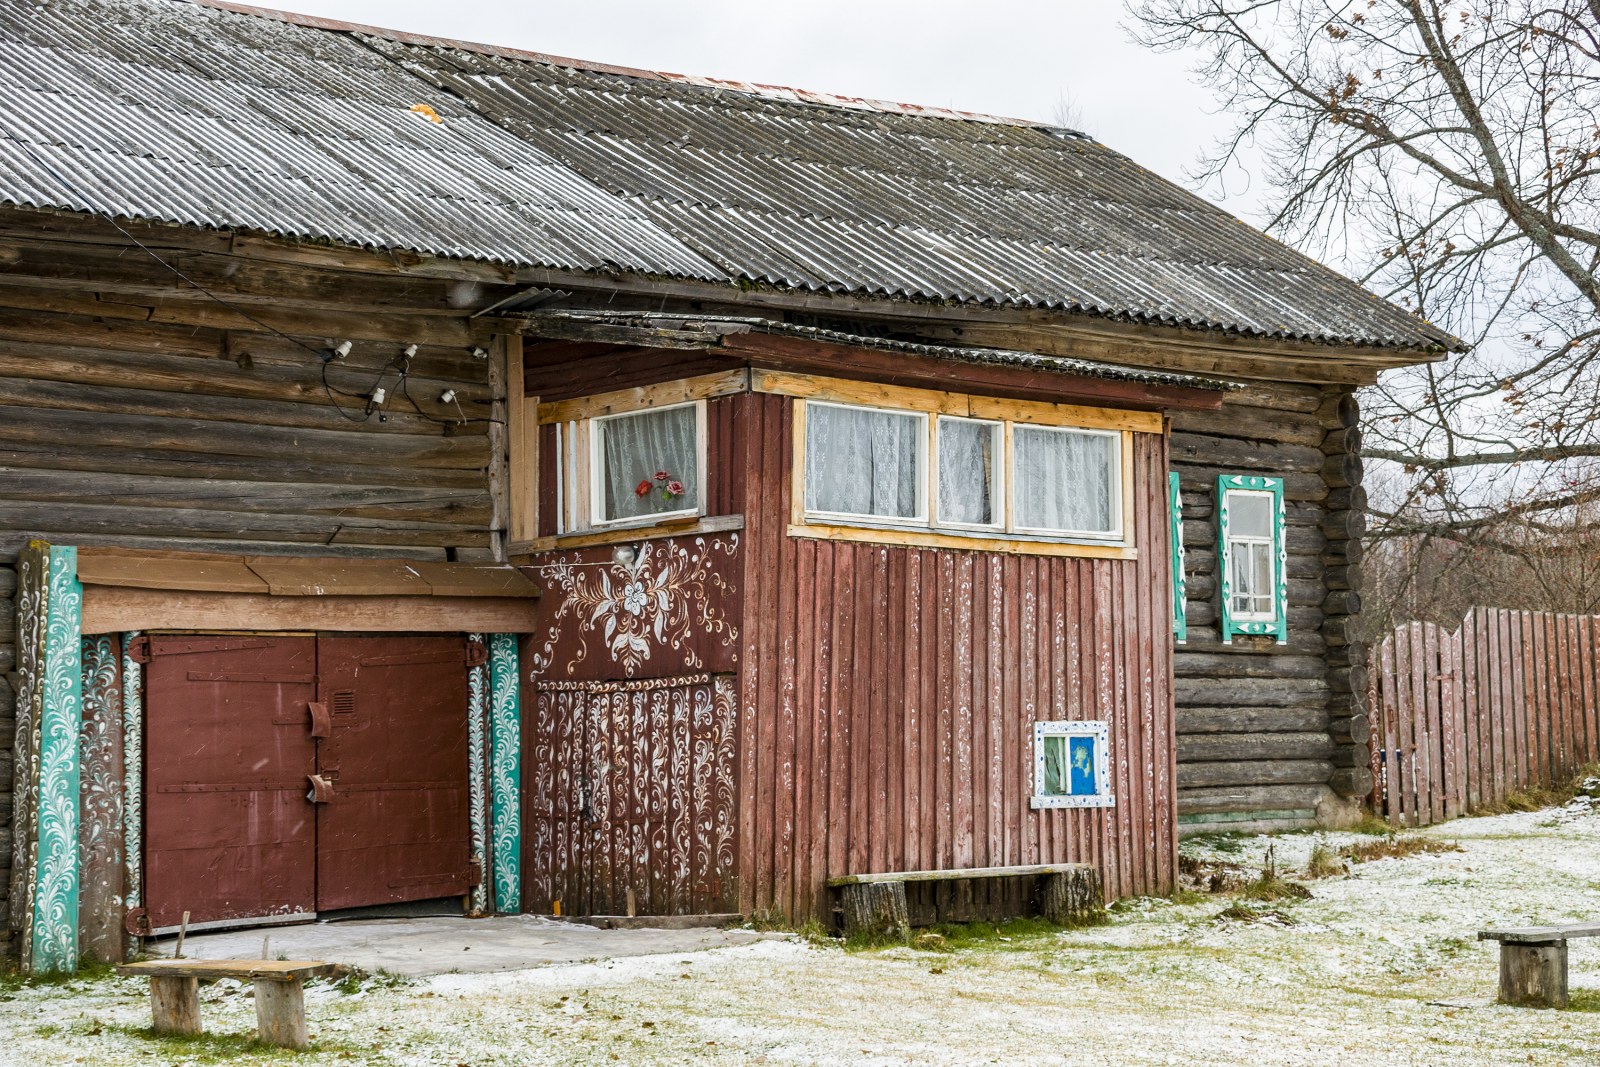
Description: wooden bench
xmin=1478 ymin=922 xmax=1600 ymax=1007
xmin=827 ymin=863 xmax=1103 ymax=938
xmin=115 ymin=959 xmax=335 ymax=1049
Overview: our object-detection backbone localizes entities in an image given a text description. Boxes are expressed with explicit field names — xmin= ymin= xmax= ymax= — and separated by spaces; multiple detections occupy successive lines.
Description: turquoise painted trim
xmin=466 ymin=635 xmax=489 ymax=916
xmin=1216 ymin=475 xmax=1288 ymax=643
xmin=1168 ymin=472 xmax=1187 ymax=643
xmin=32 ymin=546 xmax=82 ymax=973
xmin=488 ymin=634 xmax=523 ymax=914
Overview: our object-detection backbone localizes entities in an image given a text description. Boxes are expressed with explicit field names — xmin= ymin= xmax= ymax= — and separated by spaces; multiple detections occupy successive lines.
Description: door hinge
xmin=466 ymin=640 xmax=489 ymax=667
xmin=306 ymin=773 xmax=335 ymax=804
xmin=126 ymin=635 xmax=153 ymax=665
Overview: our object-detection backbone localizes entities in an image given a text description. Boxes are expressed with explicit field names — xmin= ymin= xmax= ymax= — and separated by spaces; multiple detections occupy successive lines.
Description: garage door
xmin=143 ymin=634 xmax=475 ymax=930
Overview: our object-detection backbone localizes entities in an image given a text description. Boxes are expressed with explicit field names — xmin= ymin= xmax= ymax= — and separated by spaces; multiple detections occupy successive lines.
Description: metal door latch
xmin=306 ymin=774 xmax=335 ymax=804
xmin=307 ymin=701 xmax=331 ymax=738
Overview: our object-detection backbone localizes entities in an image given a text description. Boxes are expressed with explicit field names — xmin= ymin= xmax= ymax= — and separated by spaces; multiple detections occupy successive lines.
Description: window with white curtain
xmin=589 ymin=402 xmax=702 ymax=526
xmin=937 ymin=417 xmax=1002 ymax=528
xmin=1223 ymin=489 xmax=1275 ymax=619
xmin=803 ymin=401 xmax=927 ymax=521
xmin=798 ymin=398 xmax=1127 ymax=544
xmin=1012 ymin=426 xmax=1119 ymax=536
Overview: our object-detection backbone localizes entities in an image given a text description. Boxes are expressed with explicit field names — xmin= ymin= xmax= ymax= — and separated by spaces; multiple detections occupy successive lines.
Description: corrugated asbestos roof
xmin=0 ymin=0 xmax=1457 ymax=352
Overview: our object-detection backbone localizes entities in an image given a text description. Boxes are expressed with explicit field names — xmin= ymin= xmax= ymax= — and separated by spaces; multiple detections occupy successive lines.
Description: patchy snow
xmin=7 ymin=802 xmax=1600 ymax=1065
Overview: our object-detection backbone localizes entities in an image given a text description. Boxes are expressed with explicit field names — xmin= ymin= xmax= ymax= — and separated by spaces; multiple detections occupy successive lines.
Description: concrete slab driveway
xmin=160 ymin=916 xmax=773 ymax=977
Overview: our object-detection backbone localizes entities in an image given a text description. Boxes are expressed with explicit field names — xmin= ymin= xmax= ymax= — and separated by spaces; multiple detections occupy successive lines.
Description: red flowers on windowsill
xmin=635 ymin=470 xmax=687 ymax=508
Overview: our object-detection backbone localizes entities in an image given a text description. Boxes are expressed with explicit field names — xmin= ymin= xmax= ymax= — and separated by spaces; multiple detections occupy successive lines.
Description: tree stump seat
xmin=826 ymin=863 xmax=1103 ymax=938
xmin=1478 ymin=922 xmax=1600 ymax=1008
xmin=115 ymin=959 xmax=335 ymax=1049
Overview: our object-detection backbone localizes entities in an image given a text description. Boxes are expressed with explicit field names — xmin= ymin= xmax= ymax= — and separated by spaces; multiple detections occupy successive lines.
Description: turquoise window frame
xmin=1217 ymin=475 xmax=1288 ymax=643
xmin=1169 ymin=472 xmax=1186 ymax=642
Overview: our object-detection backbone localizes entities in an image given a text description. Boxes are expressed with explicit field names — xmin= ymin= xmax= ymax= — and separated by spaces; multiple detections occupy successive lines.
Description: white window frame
xmin=798 ymin=399 xmax=1127 ymax=547
xmin=1008 ymin=424 xmax=1124 ymax=541
xmin=933 ymin=414 xmax=1006 ymax=532
xmin=1221 ymin=488 xmax=1277 ymax=623
xmin=582 ymin=399 xmax=707 ymax=531
xmin=801 ymin=400 xmax=930 ymax=527
xmin=1030 ymin=720 xmax=1114 ymax=810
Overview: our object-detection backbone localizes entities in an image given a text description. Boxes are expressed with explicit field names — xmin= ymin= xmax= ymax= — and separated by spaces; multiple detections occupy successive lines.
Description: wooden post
xmin=254 ymin=978 xmax=310 ymax=1049
xmin=1498 ymin=941 xmax=1568 ymax=1008
xmin=838 ymin=882 xmax=909 ymax=940
xmin=1040 ymin=867 xmax=1104 ymax=925
xmin=149 ymin=976 xmax=201 ymax=1036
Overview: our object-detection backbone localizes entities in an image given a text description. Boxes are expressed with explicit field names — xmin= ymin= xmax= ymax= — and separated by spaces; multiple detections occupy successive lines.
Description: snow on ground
xmin=6 ymin=799 xmax=1600 ymax=1066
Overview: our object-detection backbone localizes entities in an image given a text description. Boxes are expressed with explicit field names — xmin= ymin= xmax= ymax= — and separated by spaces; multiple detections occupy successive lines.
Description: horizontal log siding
xmin=1170 ymin=382 xmax=1364 ymax=831
xmin=0 ymin=277 xmax=500 ymax=953
xmin=737 ymin=394 xmax=1176 ymax=921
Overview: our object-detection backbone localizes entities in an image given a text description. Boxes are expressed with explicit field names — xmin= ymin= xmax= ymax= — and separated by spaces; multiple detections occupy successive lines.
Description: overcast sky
xmin=282 ymin=0 xmax=1262 ymax=218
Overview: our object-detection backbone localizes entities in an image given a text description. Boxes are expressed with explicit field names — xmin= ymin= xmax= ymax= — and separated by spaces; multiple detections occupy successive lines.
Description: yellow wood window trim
xmin=536 ymin=370 xmax=748 ymax=425
xmin=789 ymin=398 xmax=1139 ymax=561
xmin=505 ymin=334 xmax=539 ymax=551
xmin=751 ymin=369 xmax=1162 ymax=434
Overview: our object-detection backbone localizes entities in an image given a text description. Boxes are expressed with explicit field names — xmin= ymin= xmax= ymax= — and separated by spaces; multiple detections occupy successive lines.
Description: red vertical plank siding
xmin=732 ymin=401 xmax=1176 ymax=918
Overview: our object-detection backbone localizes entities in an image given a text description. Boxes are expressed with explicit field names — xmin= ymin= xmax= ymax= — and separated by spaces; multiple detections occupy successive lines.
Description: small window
xmin=1012 ymin=426 xmax=1120 ymax=537
xmin=937 ymin=416 xmax=1002 ymax=528
xmin=1218 ymin=475 xmax=1286 ymax=642
xmin=1030 ymin=720 xmax=1113 ymax=809
xmin=804 ymin=401 xmax=927 ymax=522
xmin=589 ymin=402 xmax=703 ymax=527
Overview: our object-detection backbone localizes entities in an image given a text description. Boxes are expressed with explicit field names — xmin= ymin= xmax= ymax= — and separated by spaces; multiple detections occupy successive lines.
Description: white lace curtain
xmin=599 ymin=405 xmax=698 ymax=522
xmin=938 ymin=418 xmax=998 ymax=525
xmin=804 ymin=404 xmax=922 ymax=518
xmin=1013 ymin=427 xmax=1116 ymax=534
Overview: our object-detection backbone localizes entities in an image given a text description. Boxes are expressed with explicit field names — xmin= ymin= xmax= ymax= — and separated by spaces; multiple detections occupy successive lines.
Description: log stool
xmin=1478 ymin=923 xmax=1600 ymax=1008
xmin=115 ymin=959 xmax=334 ymax=1048
xmin=827 ymin=863 xmax=1104 ymax=937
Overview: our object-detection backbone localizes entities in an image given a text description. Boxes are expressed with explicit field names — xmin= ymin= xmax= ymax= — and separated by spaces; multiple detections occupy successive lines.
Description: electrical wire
xmin=0 ymin=119 xmax=504 ymax=428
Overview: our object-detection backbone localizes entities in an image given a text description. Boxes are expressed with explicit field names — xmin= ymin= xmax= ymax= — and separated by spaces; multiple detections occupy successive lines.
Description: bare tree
xmin=1128 ymin=1 xmax=1600 ymax=567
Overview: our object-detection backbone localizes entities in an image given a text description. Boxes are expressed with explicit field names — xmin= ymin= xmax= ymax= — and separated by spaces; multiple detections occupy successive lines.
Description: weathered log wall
xmin=1170 ymin=382 xmax=1369 ymax=832
xmin=0 ymin=214 xmax=505 ymax=954
xmin=738 ymin=394 xmax=1177 ymax=921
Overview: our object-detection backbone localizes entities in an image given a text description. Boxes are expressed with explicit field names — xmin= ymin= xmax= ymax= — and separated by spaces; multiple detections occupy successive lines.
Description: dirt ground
xmin=5 ymin=800 xmax=1599 ymax=1066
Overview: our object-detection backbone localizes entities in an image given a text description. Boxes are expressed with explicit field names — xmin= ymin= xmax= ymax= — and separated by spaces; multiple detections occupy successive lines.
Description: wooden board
xmin=116 ymin=959 xmax=333 ymax=982
xmin=81 ymin=588 xmax=540 ymax=635
xmin=828 ymin=863 xmax=1093 ymax=886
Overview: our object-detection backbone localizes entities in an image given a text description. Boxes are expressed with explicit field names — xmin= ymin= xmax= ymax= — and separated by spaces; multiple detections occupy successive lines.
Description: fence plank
xmin=1368 ymin=607 xmax=1600 ymax=823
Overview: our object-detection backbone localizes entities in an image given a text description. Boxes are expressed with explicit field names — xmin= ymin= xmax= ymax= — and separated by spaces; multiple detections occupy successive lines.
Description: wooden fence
xmin=1367 ymin=609 xmax=1600 ymax=826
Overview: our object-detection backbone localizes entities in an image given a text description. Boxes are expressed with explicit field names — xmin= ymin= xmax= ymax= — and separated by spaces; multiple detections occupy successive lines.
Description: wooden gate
xmin=1368 ymin=610 xmax=1600 ymax=825
xmin=143 ymin=634 xmax=475 ymax=928
xmin=314 ymin=636 xmax=473 ymax=912
xmin=525 ymin=674 xmax=739 ymax=917
xmin=144 ymin=636 xmax=318 ymax=929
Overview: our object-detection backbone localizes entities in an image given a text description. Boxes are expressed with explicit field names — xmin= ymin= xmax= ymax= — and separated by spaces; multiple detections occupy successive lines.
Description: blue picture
xmin=1068 ymin=735 xmax=1097 ymax=796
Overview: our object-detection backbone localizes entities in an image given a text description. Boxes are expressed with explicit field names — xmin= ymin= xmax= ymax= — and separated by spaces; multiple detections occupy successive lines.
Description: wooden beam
xmin=505 ymin=333 xmax=539 ymax=550
xmin=537 ymin=370 xmax=750 ymax=424
xmin=751 ymin=369 xmax=1164 ymax=433
xmin=81 ymin=588 xmax=541 ymax=634
xmin=726 ymin=332 xmax=1228 ymax=409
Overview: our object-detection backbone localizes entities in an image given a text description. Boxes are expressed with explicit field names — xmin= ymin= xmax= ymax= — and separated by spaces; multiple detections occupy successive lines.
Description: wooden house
xmin=0 ymin=0 xmax=1455 ymax=969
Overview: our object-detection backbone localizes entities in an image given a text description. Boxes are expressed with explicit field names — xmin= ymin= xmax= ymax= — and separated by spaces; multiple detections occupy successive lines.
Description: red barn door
xmin=143 ymin=636 xmax=318 ymax=929
xmin=313 ymin=636 xmax=474 ymax=911
xmin=143 ymin=634 xmax=474 ymax=929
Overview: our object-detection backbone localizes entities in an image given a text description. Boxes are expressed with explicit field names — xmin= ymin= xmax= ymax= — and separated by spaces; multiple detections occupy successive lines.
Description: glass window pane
xmin=598 ymin=405 xmax=698 ymax=523
xmin=1068 ymin=736 xmax=1097 ymax=796
xmin=804 ymin=404 xmax=923 ymax=519
xmin=1042 ymin=735 xmax=1068 ymax=795
xmin=1013 ymin=427 xmax=1118 ymax=534
xmin=1228 ymin=492 xmax=1273 ymax=538
xmin=938 ymin=418 xmax=999 ymax=526
xmin=1231 ymin=542 xmax=1274 ymax=616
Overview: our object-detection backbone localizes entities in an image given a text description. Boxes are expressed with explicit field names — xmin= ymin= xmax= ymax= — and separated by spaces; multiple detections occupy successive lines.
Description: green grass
xmin=1564 ymin=989 xmax=1600 ymax=1013
xmin=1339 ymin=835 xmax=1462 ymax=864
